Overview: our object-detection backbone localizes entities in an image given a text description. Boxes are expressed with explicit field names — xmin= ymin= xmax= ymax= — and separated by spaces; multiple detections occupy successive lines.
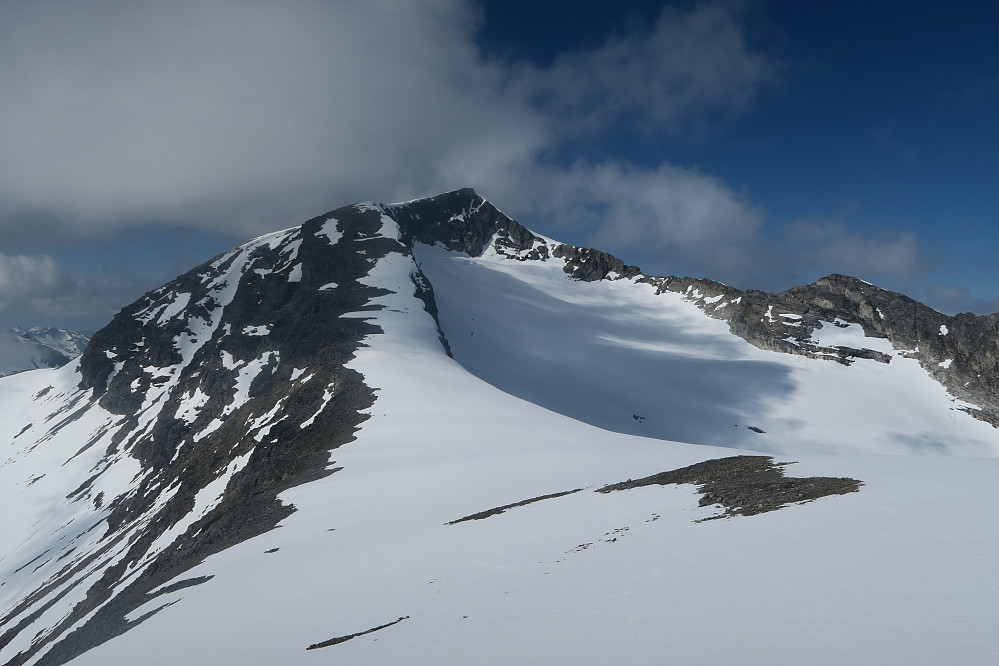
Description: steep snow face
xmin=57 ymin=199 xmax=999 ymax=666
xmin=414 ymin=241 xmax=999 ymax=457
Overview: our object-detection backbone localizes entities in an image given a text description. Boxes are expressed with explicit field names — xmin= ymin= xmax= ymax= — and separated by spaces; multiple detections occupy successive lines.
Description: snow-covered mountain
xmin=2 ymin=189 xmax=998 ymax=665
xmin=0 ymin=327 xmax=89 ymax=377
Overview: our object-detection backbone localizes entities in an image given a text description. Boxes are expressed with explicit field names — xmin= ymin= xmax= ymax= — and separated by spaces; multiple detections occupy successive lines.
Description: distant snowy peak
xmin=0 ymin=326 xmax=89 ymax=376
xmin=16 ymin=326 xmax=90 ymax=357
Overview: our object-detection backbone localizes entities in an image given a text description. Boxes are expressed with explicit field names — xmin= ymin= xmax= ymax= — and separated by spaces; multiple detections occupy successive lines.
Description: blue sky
xmin=0 ymin=0 xmax=996 ymax=333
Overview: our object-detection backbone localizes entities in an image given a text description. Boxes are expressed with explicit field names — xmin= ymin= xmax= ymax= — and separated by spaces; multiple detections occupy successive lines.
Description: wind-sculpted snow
xmin=2 ymin=188 xmax=999 ymax=665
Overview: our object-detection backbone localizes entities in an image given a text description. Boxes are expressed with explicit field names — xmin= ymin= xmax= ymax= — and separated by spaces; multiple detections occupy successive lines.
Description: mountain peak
xmin=3 ymin=191 xmax=999 ymax=665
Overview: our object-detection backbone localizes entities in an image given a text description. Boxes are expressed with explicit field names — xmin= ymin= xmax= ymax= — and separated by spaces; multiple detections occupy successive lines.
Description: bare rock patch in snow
xmin=446 ymin=488 xmax=585 ymax=525
xmin=598 ymin=456 xmax=862 ymax=519
xmin=306 ymin=616 xmax=410 ymax=651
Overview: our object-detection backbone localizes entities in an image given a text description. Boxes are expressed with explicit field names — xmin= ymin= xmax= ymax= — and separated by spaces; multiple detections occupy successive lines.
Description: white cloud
xmin=0 ymin=0 xmax=544 ymax=236
xmin=784 ymin=219 xmax=923 ymax=283
xmin=12 ymin=1 xmax=932 ymax=325
xmin=0 ymin=0 xmax=774 ymax=244
xmin=0 ymin=255 xmax=66 ymax=307
xmin=502 ymin=160 xmax=765 ymax=283
xmin=526 ymin=0 xmax=777 ymax=135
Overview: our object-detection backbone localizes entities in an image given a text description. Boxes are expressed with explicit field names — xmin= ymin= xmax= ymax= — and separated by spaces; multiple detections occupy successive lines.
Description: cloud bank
xmin=0 ymin=0 xmax=934 ymax=323
xmin=0 ymin=253 xmax=138 ymax=331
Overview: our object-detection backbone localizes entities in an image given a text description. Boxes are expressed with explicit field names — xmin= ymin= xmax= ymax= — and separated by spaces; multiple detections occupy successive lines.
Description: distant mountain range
xmin=0 ymin=326 xmax=89 ymax=377
xmin=1 ymin=189 xmax=997 ymax=665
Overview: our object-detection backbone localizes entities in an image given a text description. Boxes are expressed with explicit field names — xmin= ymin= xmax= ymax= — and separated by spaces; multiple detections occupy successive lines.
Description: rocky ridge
xmin=641 ymin=275 xmax=999 ymax=427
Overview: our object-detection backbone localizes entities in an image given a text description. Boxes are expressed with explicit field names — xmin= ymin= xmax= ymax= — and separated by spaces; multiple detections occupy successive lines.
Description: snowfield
xmin=2 ymin=199 xmax=999 ymax=665
xmin=413 ymin=240 xmax=999 ymax=457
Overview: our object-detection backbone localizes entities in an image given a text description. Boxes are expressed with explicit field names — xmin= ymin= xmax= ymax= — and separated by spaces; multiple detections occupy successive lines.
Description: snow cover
xmin=0 ymin=363 xmax=140 ymax=660
xmin=299 ymin=384 xmax=334 ymax=429
xmin=174 ymin=386 xmax=210 ymax=423
xmin=414 ymin=242 xmax=998 ymax=457
xmin=3 ymin=210 xmax=999 ymax=665
xmin=316 ymin=216 xmax=342 ymax=245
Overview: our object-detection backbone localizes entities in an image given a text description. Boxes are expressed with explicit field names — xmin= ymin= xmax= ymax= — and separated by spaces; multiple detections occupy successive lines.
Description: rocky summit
xmin=1 ymin=189 xmax=998 ymax=666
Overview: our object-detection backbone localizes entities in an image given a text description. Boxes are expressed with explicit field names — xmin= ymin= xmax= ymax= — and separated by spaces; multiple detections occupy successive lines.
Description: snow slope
xmin=2 ymin=192 xmax=999 ymax=665
xmin=414 ymin=240 xmax=999 ymax=457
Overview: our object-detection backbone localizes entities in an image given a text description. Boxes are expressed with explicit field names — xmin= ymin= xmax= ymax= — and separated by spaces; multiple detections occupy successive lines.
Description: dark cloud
xmin=0 ymin=253 xmax=150 ymax=333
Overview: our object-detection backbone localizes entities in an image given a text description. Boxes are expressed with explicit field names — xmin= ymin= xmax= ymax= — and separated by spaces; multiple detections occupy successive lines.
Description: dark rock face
xmin=446 ymin=488 xmax=585 ymax=525
xmin=551 ymin=244 xmax=642 ymax=281
xmin=598 ymin=456 xmax=862 ymax=518
xmin=445 ymin=456 xmax=860 ymax=526
xmin=392 ymin=188 xmax=547 ymax=260
xmin=306 ymin=616 xmax=410 ymax=651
